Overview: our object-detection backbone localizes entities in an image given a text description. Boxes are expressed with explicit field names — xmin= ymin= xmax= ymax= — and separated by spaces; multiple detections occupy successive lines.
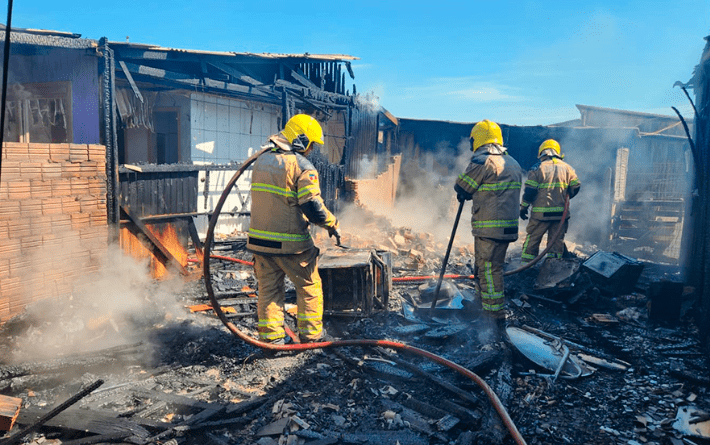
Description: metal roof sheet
xmin=108 ymin=41 xmax=358 ymax=61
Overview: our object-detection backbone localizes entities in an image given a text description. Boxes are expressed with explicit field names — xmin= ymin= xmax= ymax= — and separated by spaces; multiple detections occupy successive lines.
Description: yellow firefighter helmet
xmin=470 ymin=119 xmax=503 ymax=152
xmin=281 ymin=114 xmax=324 ymax=152
xmin=538 ymin=139 xmax=562 ymax=158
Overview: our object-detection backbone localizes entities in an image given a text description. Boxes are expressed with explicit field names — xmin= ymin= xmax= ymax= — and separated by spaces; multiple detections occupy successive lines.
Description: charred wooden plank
xmin=55 ymin=431 xmax=132 ymax=445
xmin=373 ymin=347 xmax=482 ymax=406
xmin=133 ymin=389 xmax=217 ymax=411
xmin=15 ymin=407 xmax=150 ymax=438
xmin=3 ymin=379 xmax=105 ymax=445
xmin=121 ymin=205 xmax=189 ymax=275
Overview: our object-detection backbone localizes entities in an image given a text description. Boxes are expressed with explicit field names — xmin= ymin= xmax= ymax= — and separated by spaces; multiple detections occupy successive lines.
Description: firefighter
xmin=247 ymin=114 xmax=340 ymax=344
xmin=519 ymin=139 xmax=581 ymax=264
xmin=454 ymin=119 xmax=523 ymax=321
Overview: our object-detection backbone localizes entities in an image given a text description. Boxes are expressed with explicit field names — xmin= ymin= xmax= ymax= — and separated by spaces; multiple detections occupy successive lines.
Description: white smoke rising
xmin=355 ymin=90 xmax=382 ymax=114
xmin=339 ymin=137 xmax=475 ymax=247
xmin=8 ymin=245 xmax=186 ymax=364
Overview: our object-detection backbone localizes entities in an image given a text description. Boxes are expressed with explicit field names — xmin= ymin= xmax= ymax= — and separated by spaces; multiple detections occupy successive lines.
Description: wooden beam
xmin=209 ymin=61 xmax=263 ymax=86
xmin=118 ymin=60 xmax=144 ymax=103
xmin=120 ymin=205 xmax=190 ymax=276
xmin=290 ymin=68 xmax=319 ymax=90
xmin=119 ymin=61 xmax=199 ymax=83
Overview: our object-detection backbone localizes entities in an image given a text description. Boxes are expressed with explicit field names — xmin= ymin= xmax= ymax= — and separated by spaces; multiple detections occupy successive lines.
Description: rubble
xmin=0 ymin=217 xmax=709 ymax=445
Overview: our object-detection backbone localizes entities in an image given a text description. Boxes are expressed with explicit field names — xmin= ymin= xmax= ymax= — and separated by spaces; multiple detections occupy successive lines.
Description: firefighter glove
xmin=519 ymin=206 xmax=529 ymax=220
xmin=327 ymin=225 xmax=342 ymax=245
xmin=456 ymin=193 xmax=470 ymax=203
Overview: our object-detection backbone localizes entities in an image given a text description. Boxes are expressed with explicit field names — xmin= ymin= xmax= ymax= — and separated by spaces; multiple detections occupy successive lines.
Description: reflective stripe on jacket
xmin=455 ymin=144 xmax=523 ymax=241
xmin=247 ymin=135 xmax=336 ymax=255
xmin=522 ymin=156 xmax=580 ymax=221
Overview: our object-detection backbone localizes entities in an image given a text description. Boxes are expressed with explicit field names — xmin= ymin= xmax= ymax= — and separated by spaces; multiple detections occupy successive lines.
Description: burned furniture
xmin=318 ymin=249 xmax=391 ymax=316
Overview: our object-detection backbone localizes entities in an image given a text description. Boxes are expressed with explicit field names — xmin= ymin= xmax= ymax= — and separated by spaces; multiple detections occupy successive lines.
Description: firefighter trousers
xmin=521 ymin=218 xmax=568 ymax=264
xmin=474 ymin=237 xmax=510 ymax=317
xmin=253 ymin=247 xmax=324 ymax=342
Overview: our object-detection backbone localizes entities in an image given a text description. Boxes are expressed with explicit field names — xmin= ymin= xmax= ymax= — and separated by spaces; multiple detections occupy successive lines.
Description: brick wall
xmin=0 ymin=143 xmax=108 ymax=321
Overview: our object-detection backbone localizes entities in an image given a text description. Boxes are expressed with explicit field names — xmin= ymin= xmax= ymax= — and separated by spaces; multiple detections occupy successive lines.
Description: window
xmin=3 ymin=81 xmax=73 ymax=143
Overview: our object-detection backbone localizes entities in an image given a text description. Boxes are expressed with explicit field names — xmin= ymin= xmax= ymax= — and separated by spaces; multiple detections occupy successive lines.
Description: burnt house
xmin=0 ymin=27 xmax=394 ymax=318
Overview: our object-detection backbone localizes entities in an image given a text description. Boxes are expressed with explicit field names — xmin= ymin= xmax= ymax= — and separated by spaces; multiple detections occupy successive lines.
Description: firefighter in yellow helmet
xmin=454 ymin=120 xmax=523 ymax=322
xmin=519 ymin=139 xmax=581 ymax=264
xmin=247 ymin=114 xmax=340 ymax=344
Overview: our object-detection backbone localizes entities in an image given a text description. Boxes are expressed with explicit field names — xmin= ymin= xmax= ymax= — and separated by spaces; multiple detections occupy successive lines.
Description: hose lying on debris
xmin=188 ymin=255 xmax=254 ymax=266
xmin=202 ymin=148 xmax=528 ymax=445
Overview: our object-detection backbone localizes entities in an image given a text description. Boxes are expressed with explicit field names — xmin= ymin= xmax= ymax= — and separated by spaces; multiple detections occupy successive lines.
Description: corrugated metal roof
xmin=0 ymin=30 xmax=97 ymax=50
xmin=576 ymin=104 xmax=681 ymax=120
xmin=108 ymin=41 xmax=358 ymax=61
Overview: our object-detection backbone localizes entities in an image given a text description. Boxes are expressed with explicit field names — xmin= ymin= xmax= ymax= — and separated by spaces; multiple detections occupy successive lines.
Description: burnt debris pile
xmin=0 ymin=225 xmax=709 ymax=445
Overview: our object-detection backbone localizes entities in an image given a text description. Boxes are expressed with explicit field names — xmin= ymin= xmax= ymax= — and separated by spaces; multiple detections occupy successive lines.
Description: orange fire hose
xmin=393 ymin=274 xmax=476 ymax=282
xmin=188 ymin=255 xmax=254 ymax=266
xmin=202 ymin=148 xmax=528 ymax=445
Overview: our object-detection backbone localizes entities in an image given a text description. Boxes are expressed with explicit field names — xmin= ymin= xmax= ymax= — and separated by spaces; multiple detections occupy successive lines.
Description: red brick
xmin=69 ymin=144 xmax=89 ymax=162
xmin=0 ymin=201 xmax=19 ymax=221
xmin=80 ymin=196 xmax=99 ymax=213
xmin=20 ymin=235 xmax=42 ymax=251
xmin=30 ymin=216 xmax=53 ymax=237
xmin=3 ymin=144 xmax=29 ymax=161
xmin=7 ymin=181 xmax=31 ymax=201
xmin=7 ymin=220 xmax=31 ymax=240
xmin=41 ymin=162 xmax=62 ymax=180
xmin=90 ymin=211 xmax=107 ymax=226
xmin=9 ymin=257 xmax=31 ymax=278
xmin=70 ymin=177 xmax=90 ymax=196
xmin=62 ymin=197 xmax=81 ymax=214
xmin=0 ymin=161 xmax=21 ymax=179
xmin=51 ymin=178 xmax=72 ymax=197
xmin=1 ymin=277 xmax=21 ymax=296
xmin=42 ymin=197 xmax=64 ymax=215
xmin=30 ymin=180 xmax=53 ymax=199
xmin=28 ymin=144 xmax=51 ymax=160
xmin=49 ymin=145 xmax=70 ymax=162
xmin=61 ymin=163 xmax=81 ymax=178
xmin=0 ymin=259 xmax=9 ymax=280
xmin=71 ymin=212 xmax=90 ymax=230
xmin=20 ymin=199 xmax=43 ymax=216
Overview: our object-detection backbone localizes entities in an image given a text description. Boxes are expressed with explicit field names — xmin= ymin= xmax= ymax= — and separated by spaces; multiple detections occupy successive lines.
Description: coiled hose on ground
xmin=202 ymin=147 xmax=528 ymax=445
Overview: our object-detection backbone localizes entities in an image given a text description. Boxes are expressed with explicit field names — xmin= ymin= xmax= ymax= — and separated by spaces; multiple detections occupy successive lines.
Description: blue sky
xmin=13 ymin=1 xmax=710 ymax=125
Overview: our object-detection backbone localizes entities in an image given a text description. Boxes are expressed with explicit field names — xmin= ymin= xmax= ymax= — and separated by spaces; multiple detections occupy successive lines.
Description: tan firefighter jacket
xmin=454 ymin=144 xmax=523 ymax=241
xmin=521 ymin=155 xmax=581 ymax=221
xmin=247 ymin=135 xmax=338 ymax=255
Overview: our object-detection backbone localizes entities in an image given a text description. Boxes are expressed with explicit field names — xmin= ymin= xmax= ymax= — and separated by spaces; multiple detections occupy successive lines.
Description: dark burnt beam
xmin=118 ymin=60 xmax=144 ymax=103
xmin=209 ymin=61 xmax=263 ymax=87
xmin=290 ymin=68 xmax=320 ymax=90
xmin=120 ymin=205 xmax=189 ymax=276
xmin=119 ymin=61 xmax=200 ymax=83
xmin=275 ymin=79 xmax=351 ymax=106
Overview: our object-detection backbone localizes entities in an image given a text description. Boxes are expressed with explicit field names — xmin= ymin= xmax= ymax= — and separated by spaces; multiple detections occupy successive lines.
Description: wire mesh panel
xmin=610 ymin=137 xmax=692 ymax=263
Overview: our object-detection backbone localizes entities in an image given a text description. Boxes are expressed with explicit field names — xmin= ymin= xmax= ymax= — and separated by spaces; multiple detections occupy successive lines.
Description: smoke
xmin=355 ymin=90 xmax=382 ymax=114
xmin=8 ymin=244 xmax=186 ymax=364
xmin=339 ymin=137 xmax=474 ymax=246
